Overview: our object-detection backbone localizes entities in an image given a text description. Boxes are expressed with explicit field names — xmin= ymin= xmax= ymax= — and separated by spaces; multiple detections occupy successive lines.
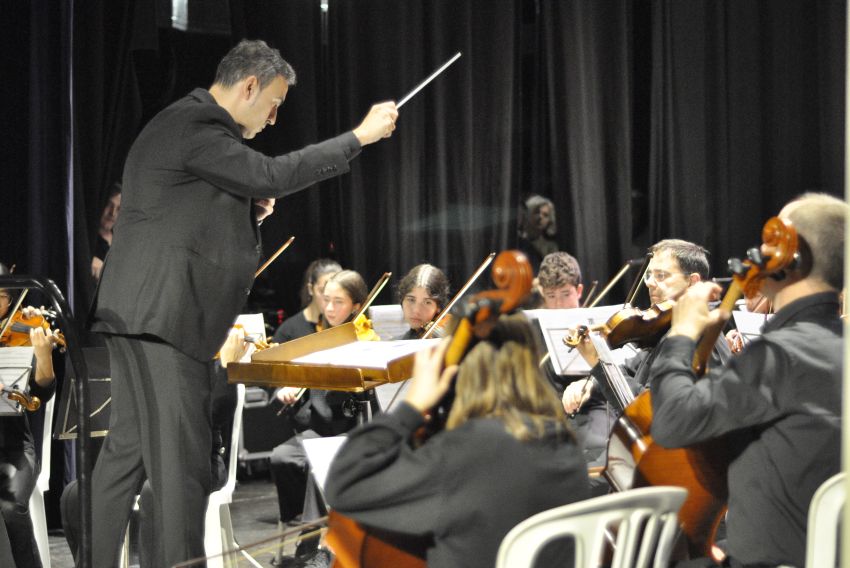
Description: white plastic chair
xmin=803 ymin=471 xmax=845 ymax=568
xmin=496 ymin=486 xmax=687 ymax=568
xmin=204 ymin=383 xmax=262 ymax=568
xmin=29 ymin=396 xmax=55 ymax=568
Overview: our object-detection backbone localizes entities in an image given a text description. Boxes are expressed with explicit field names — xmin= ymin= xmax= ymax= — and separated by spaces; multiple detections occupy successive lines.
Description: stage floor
xmin=49 ymin=472 xmax=291 ymax=567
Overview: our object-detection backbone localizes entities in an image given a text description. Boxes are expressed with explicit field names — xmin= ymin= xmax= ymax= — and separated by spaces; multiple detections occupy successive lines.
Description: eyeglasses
xmin=643 ymin=270 xmax=684 ymax=284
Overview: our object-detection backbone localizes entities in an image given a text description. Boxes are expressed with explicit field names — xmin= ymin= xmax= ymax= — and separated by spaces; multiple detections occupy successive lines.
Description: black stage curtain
xmin=3 ymin=0 xmax=845 ymax=319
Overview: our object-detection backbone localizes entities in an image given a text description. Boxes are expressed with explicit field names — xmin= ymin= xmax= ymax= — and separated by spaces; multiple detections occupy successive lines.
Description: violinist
xmin=649 ymin=194 xmax=846 ymax=568
xmin=0 ymin=264 xmax=58 ymax=568
xmin=538 ymin=251 xmax=583 ymax=309
xmin=325 ymin=314 xmax=590 ymax=568
xmin=395 ymin=264 xmax=450 ymax=339
xmin=561 ymin=239 xmax=731 ymax=416
xmin=271 ymin=258 xmax=342 ymax=343
xmin=270 ymin=269 xmax=371 ymax=566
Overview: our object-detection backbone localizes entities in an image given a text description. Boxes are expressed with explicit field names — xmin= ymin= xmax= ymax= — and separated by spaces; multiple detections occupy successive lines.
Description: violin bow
xmin=624 ymin=253 xmax=653 ymax=308
xmin=585 ymin=257 xmax=646 ymax=308
xmin=254 ymin=236 xmax=295 ymax=278
xmin=354 ymin=272 xmax=393 ymax=319
xmin=421 ymin=252 xmax=496 ymax=339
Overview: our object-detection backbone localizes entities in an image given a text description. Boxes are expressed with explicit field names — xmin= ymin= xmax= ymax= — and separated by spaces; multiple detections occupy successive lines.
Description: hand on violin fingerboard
xmin=404 ymin=338 xmax=458 ymax=415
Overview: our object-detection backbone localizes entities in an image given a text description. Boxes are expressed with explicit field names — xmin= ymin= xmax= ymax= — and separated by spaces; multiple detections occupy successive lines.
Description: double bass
xmin=325 ymin=250 xmax=533 ymax=568
xmin=588 ymin=217 xmax=799 ymax=558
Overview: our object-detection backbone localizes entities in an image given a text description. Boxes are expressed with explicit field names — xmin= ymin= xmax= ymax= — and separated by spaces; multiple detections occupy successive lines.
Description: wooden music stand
xmin=226 ymin=322 xmax=438 ymax=393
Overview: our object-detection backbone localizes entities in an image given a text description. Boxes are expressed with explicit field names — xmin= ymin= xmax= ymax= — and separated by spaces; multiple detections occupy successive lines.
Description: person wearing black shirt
xmin=395 ymin=264 xmax=450 ymax=340
xmin=87 ymin=39 xmax=398 ymax=566
xmin=649 ymin=193 xmax=846 ymax=568
xmin=272 ymin=259 xmax=342 ymax=343
xmin=0 ymin=268 xmax=59 ymax=568
xmin=325 ymin=313 xmax=590 ymax=568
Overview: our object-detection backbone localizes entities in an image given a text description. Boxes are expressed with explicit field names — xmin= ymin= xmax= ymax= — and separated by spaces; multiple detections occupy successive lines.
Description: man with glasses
xmin=562 ymin=239 xmax=732 ymax=427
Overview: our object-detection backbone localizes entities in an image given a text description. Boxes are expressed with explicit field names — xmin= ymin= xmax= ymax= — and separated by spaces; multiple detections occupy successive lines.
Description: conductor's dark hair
xmin=214 ymin=39 xmax=297 ymax=90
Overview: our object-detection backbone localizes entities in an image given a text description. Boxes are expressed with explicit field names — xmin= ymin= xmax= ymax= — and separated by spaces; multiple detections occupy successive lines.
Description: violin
xmin=563 ymin=300 xmax=675 ymax=350
xmin=325 ymin=250 xmax=533 ymax=568
xmin=0 ymin=309 xmax=66 ymax=350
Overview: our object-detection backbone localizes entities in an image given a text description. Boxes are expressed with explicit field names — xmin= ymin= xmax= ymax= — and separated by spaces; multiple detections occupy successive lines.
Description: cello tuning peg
xmin=746 ymin=247 xmax=764 ymax=267
xmin=727 ymin=258 xmax=747 ymax=277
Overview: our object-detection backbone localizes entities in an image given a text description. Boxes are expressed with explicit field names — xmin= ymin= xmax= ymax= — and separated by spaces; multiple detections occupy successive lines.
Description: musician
xmin=395 ymin=264 xmax=450 ymax=339
xmin=562 ymin=239 xmax=732 ymax=415
xmin=271 ymin=258 xmax=342 ymax=343
xmin=90 ymin=182 xmax=121 ymax=282
xmin=537 ymin=251 xmax=583 ymax=309
xmin=325 ymin=314 xmax=590 ymax=568
xmin=649 ymin=193 xmax=846 ymax=568
xmin=0 ymin=264 xmax=58 ymax=568
xmin=87 ymin=39 xmax=398 ymax=566
xmin=270 ymin=269 xmax=369 ymax=564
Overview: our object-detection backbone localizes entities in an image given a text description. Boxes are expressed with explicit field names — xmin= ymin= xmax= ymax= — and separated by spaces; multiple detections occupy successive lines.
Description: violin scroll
xmin=2 ymin=387 xmax=41 ymax=412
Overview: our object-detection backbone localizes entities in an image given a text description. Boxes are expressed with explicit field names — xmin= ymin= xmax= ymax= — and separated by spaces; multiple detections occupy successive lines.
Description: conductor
xmin=88 ymin=39 xmax=398 ymax=567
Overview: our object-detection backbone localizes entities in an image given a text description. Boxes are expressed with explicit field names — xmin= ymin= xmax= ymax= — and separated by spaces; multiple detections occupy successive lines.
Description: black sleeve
xmin=325 ymin=402 xmax=449 ymax=536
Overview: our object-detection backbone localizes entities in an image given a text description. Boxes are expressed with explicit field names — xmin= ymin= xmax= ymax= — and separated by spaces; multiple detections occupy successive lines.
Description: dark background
xmin=0 ymin=0 xmax=844 ymax=323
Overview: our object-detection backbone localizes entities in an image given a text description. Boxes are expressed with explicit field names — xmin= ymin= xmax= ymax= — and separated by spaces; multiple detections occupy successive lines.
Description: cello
xmin=324 ymin=250 xmax=533 ymax=568
xmin=593 ymin=216 xmax=799 ymax=558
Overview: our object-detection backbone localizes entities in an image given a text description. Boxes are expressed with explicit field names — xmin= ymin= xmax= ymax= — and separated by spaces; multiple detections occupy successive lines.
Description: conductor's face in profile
xmin=237 ymin=74 xmax=289 ymax=139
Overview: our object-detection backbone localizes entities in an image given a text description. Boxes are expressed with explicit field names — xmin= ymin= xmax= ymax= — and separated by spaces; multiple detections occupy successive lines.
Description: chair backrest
xmin=805 ymin=471 xmax=845 ymax=568
xmin=219 ymin=383 xmax=245 ymax=500
xmin=37 ymin=396 xmax=55 ymax=492
xmin=496 ymin=486 xmax=688 ymax=568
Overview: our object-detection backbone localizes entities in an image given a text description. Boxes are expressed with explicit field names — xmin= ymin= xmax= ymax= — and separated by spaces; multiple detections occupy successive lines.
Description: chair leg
xmin=29 ymin=489 xmax=50 ymax=568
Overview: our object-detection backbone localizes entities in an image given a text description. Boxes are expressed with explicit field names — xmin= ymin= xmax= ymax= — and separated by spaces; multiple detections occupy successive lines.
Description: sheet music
xmin=303 ymin=436 xmax=348 ymax=494
xmin=292 ymin=339 xmax=441 ymax=368
xmin=0 ymin=346 xmax=34 ymax=415
xmin=525 ymin=306 xmax=638 ymax=375
xmin=732 ymin=311 xmax=772 ymax=344
xmin=368 ymin=304 xmax=408 ymax=340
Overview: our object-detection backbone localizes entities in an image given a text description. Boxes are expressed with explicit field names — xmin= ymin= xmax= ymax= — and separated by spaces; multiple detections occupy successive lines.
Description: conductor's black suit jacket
xmin=90 ymin=88 xmax=361 ymax=361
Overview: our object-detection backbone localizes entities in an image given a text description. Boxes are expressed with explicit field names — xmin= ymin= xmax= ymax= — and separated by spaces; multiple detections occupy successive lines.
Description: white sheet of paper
xmin=732 ymin=311 xmax=772 ymax=343
xmin=291 ymin=338 xmax=441 ymax=368
xmin=525 ymin=306 xmax=638 ymax=375
xmin=0 ymin=346 xmax=34 ymax=415
xmin=303 ymin=435 xmax=348 ymax=494
xmin=368 ymin=304 xmax=408 ymax=341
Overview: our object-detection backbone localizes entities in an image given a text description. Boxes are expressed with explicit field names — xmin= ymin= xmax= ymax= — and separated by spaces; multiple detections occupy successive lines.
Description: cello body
xmin=604 ymin=391 xmax=728 ymax=558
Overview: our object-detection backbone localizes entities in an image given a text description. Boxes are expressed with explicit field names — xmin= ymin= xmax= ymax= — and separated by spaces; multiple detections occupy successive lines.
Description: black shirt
xmin=649 ymin=292 xmax=842 ymax=567
xmin=325 ymin=402 xmax=590 ymax=568
xmin=272 ymin=311 xmax=318 ymax=344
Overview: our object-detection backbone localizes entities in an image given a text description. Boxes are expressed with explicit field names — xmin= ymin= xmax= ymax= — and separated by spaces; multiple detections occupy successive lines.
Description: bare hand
xmin=574 ymin=333 xmax=599 ymax=367
xmin=669 ymin=282 xmax=727 ymax=340
xmin=254 ymin=198 xmax=276 ymax=222
xmin=404 ymin=338 xmax=458 ymax=414
xmin=276 ymin=386 xmax=303 ymax=405
xmin=725 ymin=329 xmax=744 ymax=354
xmin=562 ymin=378 xmax=593 ymax=415
xmin=352 ymin=102 xmax=399 ymax=146
xmin=219 ymin=327 xmax=249 ymax=367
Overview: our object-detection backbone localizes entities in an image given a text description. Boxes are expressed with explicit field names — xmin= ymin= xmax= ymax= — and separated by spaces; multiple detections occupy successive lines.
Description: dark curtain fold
xmin=538 ymin=0 xmax=639 ymax=300
xmin=647 ymin=0 xmax=845 ymax=276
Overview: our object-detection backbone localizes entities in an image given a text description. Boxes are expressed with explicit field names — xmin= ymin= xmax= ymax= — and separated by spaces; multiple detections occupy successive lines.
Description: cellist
xmin=0 ymin=262 xmax=58 ymax=567
xmin=649 ymin=193 xmax=845 ymax=568
xmin=325 ymin=314 xmax=590 ymax=568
